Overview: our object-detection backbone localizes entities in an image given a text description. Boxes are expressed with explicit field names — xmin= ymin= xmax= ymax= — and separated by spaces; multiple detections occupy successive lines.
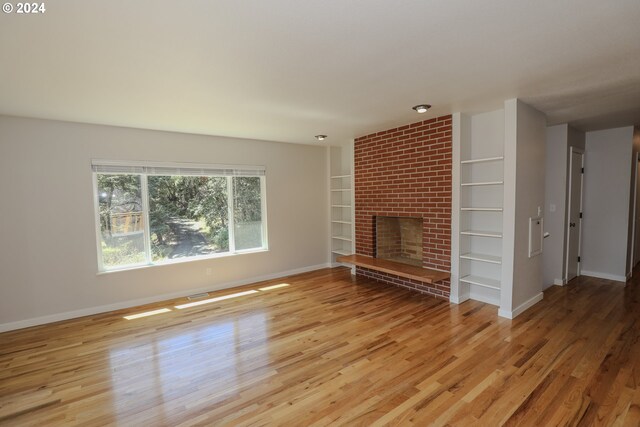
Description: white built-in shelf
xmin=460 ymin=275 xmax=501 ymax=290
xmin=332 ymin=249 xmax=353 ymax=256
xmin=455 ymin=117 xmax=507 ymax=312
xmin=329 ymin=145 xmax=354 ymax=266
xmin=460 ymin=230 xmax=503 ymax=238
xmin=461 ymin=207 xmax=503 ymax=212
xmin=460 ymin=156 xmax=504 ymax=164
xmin=461 ymin=181 xmax=504 ymax=187
xmin=460 ymin=252 xmax=502 ymax=264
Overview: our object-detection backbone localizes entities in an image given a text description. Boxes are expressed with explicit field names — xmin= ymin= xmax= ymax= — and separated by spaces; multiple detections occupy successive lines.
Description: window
xmin=93 ymin=161 xmax=267 ymax=271
xmin=147 ymin=175 xmax=229 ymax=261
xmin=96 ymin=174 xmax=146 ymax=269
xmin=233 ymin=177 xmax=264 ymax=251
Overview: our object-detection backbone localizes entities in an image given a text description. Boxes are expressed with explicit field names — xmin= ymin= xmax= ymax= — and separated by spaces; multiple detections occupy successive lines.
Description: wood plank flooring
xmin=1 ymin=267 xmax=640 ymax=426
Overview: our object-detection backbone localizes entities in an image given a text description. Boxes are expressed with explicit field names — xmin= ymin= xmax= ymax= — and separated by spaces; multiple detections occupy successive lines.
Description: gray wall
xmin=0 ymin=116 xmax=329 ymax=330
xmin=502 ymin=99 xmax=546 ymax=315
xmin=543 ymin=125 xmax=569 ymax=288
xmin=512 ymin=100 xmax=547 ymax=310
xmin=581 ymin=126 xmax=634 ymax=281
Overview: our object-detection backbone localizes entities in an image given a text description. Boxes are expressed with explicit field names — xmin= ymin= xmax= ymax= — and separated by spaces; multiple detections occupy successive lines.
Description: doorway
xmin=565 ymin=147 xmax=584 ymax=282
xmin=632 ymin=153 xmax=640 ymax=268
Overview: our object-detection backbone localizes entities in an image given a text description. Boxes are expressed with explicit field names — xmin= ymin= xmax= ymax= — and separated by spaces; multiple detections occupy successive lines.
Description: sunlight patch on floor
xmin=124 ymin=308 xmax=172 ymax=320
xmin=258 ymin=283 xmax=290 ymax=291
xmin=174 ymin=290 xmax=259 ymax=309
xmin=126 ymin=283 xmax=292 ymax=318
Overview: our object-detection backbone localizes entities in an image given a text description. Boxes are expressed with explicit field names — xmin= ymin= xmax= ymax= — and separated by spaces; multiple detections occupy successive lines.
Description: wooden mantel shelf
xmin=336 ymin=254 xmax=450 ymax=284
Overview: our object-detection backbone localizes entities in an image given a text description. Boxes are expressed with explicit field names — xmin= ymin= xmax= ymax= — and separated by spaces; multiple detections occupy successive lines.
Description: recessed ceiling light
xmin=412 ymin=104 xmax=431 ymax=113
xmin=315 ymin=135 xmax=327 ymax=141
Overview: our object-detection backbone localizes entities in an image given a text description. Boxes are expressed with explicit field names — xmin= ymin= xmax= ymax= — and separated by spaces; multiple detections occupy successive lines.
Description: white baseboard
xmin=0 ymin=263 xmax=332 ymax=333
xmin=553 ymin=278 xmax=566 ymax=286
xmin=498 ymin=292 xmax=543 ymax=319
xmin=580 ymin=270 xmax=627 ymax=282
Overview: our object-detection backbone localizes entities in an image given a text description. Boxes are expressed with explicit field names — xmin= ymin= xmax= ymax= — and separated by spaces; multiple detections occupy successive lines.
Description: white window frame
xmin=92 ymin=160 xmax=268 ymax=273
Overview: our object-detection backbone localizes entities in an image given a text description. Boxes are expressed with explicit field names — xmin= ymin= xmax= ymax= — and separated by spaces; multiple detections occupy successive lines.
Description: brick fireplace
xmin=354 ymin=115 xmax=452 ymax=299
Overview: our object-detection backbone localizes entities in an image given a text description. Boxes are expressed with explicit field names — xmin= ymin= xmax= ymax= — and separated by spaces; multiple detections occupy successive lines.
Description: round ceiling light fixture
xmin=412 ymin=104 xmax=432 ymax=113
xmin=315 ymin=134 xmax=327 ymax=141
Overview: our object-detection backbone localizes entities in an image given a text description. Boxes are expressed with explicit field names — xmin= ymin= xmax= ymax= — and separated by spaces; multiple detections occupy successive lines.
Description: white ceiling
xmin=1 ymin=0 xmax=639 ymax=145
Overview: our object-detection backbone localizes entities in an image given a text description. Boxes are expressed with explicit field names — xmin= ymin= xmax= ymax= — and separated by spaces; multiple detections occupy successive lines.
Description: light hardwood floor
xmin=1 ymin=267 xmax=640 ymax=426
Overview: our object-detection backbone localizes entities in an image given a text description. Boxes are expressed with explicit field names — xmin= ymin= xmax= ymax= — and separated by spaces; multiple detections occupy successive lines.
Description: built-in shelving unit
xmin=332 ymin=249 xmax=352 ymax=256
xmin=460 ymin=230 xmax=503 ymax=238
xmin=460 ymin=252 xmax=502 ymax=264
xmin=461 ymin=207 xmax=503 ymax=211
xmin=329 ymin=145 xmax=355 ymax=267
xmin=460 ymin=156 xmax=504 ymax=164
xmin=452 ymin=105 xmax=546 ymax=319
xmin=459 ymin=275 xmax=501 ymax=290
xmin=460 ymin=181 xmax=504 ymax=187
xmin=330 ymin=177 xmax=353 ymax=257
xmin=454 ymin=110 xmax=506 ymax=307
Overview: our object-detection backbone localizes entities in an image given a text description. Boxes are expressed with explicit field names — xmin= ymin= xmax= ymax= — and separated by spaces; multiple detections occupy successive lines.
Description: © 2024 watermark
xmin=3 ymin=2 xmax=46 ymax=13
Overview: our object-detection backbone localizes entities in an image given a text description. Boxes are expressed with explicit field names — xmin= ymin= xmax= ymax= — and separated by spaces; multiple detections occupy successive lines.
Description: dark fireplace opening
xmin=375 ymin=216 xmax=423 ymax=267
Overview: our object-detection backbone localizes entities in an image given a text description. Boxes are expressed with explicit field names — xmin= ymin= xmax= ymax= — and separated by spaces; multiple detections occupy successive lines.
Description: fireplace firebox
xmin=375 ymin=216 xmax=423 ymax=267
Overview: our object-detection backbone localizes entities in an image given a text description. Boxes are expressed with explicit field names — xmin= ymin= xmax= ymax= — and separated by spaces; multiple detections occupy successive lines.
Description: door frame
xmin=630 ymin=152 xmax=640 ymax=270
xmin=565 ymin=147 xmax=585 ymax=282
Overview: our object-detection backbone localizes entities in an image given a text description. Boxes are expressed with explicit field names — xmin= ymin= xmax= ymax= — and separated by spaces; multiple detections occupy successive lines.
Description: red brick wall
xmin=354 ymin=115 xmax=452 ymax=298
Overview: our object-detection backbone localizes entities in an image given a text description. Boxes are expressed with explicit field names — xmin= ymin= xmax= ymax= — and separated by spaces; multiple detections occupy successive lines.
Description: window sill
xmin=96 ymin=247 xmax=269 ymax=275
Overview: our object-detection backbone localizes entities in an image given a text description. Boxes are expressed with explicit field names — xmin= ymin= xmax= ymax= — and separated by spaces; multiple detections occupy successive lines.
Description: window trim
xmin=95 ymin=247 xmax=269 ymax=275
xmin=91 ymin=159 xmax=266 ymax=176
xmin=227 ymin=176 xmax=236 ymax=254
xmin=92 ymin=160 xmax=268 ymax=273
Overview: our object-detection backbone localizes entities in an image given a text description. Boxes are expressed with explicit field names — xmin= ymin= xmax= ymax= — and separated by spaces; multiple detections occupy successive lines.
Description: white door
xmin=566 ymin=148 xmax=584 ymax=282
